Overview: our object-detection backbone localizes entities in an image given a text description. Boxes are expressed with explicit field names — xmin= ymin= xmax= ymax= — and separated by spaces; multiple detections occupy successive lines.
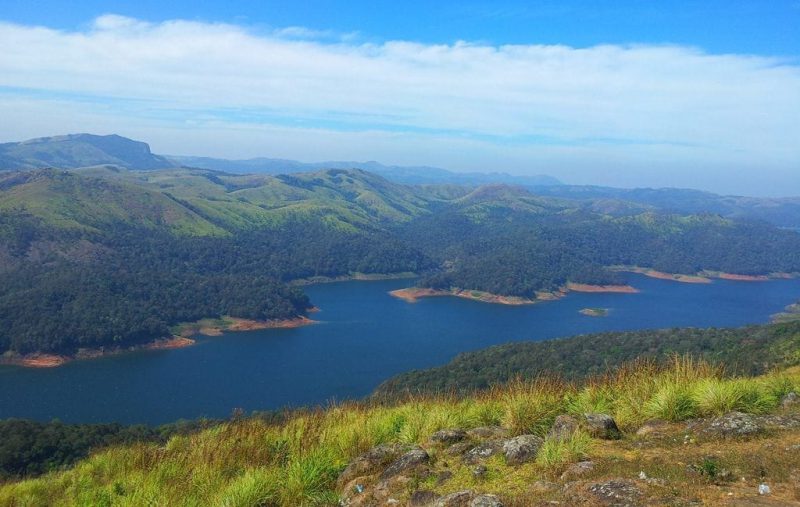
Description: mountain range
xmin=3 ymin=133 xmax=800 ymax=228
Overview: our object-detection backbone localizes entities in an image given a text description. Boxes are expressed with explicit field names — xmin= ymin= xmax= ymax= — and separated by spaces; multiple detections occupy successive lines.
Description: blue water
xmin=1 ymin=273 xmax=799 ymax=425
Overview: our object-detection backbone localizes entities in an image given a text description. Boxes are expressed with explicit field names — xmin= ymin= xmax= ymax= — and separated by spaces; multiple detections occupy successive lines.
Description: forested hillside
xmin=2 ymin=165 xmax=800 ymax=356
xmin=375 ymin=320 xmax=800 ymax=397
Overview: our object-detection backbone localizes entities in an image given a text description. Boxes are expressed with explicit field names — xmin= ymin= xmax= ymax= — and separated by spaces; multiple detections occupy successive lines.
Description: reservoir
xmin=1 ymin=273 xmax=799 ymax=425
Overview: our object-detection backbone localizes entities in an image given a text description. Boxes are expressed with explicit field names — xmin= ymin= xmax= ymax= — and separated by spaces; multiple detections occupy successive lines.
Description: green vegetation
xmin=375 ymin=321 xmax=800 ymax=397
xmin=2 ymin=165 xmax=800 ymax=356
xmin=0 ymin=358 xmax=797 ymax=505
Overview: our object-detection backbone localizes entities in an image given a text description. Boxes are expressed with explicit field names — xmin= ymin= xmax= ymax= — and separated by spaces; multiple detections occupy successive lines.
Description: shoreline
xmin=565 ymin=282 xmax=639 ymax=293
xmin=290 ymin=272 xmax=417 ymax=286
xmin=175 ymin=315 xmax=318 ymax=337
xmin=390 ymin=282 xmax=640 ymax=306
xmin=388 ymin=287 xmax=540 ymax=305
xmin=2 ymin=315 xmax=317 ymax=369
xmin=611 ymin=266 xmax=798 ymax=284
xmin=611 ymin=267 xmax=711 ymax=284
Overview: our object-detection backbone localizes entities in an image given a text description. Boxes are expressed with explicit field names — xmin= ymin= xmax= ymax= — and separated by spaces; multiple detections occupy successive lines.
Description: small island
xmin=580 ymin=307 xmax=610 ymax=317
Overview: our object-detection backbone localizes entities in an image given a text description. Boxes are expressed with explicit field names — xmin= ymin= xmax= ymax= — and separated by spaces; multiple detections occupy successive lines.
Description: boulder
xmin=502 ymin=434 xmax=544 ymax=465
xmin=548 ymin=414 xmax=579 ymax=440
xmin=430 ymin=428 xmax=467 ymax=445
xmin=380 ymin=448 xmax=430 ymax=480
xmin=584 ymin=413 xmax=622 ymax=440
xmin=463 ymin=440 xmax=505 ymax=464
xmin=445 ymin=442 xmax=474 ymax=457
xmin=410 ymin=490 xmax=439 ymax=507
xmin=338 ymin=443 xmax=407 ymax=487
xmin=587 ymin=479 xmax=643 ymax=506
xmin=470 ymin=494 xmax=504 ymax=507
xmin=434 ymin=490 xmax=475 ymax=507
xmin=782 ymin=392 xmax=799 ymax=408
xmin=702 ymin=411 xmax=763 ymax=437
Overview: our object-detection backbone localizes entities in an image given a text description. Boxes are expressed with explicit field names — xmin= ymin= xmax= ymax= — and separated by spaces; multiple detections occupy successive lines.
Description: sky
xmin=0 ymin=1 xmax=799 ymax=195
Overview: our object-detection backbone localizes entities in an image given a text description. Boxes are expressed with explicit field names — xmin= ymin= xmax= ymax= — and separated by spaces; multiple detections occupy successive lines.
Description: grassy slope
xmin=10 ymin=167 xmax=442 ymax=235
xmin=0 ymin=170 xmax=225 ymax=236
xmin=1 ymin=358 xmax=798 ymax=506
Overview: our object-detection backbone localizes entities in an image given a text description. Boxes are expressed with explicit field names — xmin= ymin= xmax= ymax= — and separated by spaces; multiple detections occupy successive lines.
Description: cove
xmin=1 ymin=273 xmax=799 ymax=425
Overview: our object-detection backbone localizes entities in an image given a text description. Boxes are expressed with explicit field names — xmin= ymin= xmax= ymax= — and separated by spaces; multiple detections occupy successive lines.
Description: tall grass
xmin=1 ymin=356 xmax=797 ymax=507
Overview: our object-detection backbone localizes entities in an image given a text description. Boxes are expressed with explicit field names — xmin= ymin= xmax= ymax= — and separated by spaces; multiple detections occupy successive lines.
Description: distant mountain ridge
xmin=168 ymin=155 xmax=562 ymax=187
xmin=0 ymin=134 xmax=173 ymax=170
xmin=2 ymin=133 xmax=800 ymax=228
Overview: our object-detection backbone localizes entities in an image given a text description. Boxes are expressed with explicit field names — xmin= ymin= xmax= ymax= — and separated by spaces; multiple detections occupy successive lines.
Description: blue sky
xmin=0 ymin=1 xmax=799 ymax=194
xmin=4 ymin=0 xmax=800 ymax=55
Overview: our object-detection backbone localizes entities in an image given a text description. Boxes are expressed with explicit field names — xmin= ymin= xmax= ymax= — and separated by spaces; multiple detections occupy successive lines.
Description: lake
xmin=1 ymin=273 xmax=799 ymax=425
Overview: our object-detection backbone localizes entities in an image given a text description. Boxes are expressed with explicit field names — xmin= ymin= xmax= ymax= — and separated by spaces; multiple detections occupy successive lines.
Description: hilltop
xmin=0 ymin=134 xmax=173 ymax=171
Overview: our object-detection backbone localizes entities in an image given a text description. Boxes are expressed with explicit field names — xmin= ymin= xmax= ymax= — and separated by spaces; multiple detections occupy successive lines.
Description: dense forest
xmin=0 ymin=213 xmax=424 ymax=354
xmin=404 ymin=209 xmax=800 ymax=298
xmin=374 ymin=320 xmax=800 ymax=397
xmin=2 ymin=167 xmax=800 ymax=355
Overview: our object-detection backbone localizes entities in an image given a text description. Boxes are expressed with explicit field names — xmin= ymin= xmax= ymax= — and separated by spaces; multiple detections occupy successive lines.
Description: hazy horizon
xmin=1 ymin=1 xmax=798 ymax=196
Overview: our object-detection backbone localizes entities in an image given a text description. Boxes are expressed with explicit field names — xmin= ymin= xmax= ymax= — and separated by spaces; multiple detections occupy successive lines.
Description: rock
xmin=635 ymin=419 xmax=669 ymax=437
xmin=759 ymin=413 xmax=800 ymax=430
xmin=588 ymin=479 xmax=643 ymax=506
xmin=759 ymin=483 xmax=771 ymax=495
xmin=502 ymin=434 xmax=544 ymax=465
xmin=430 ymin=428 xmax=467 ymax=445
xmin=548 ymin=414 xmax=580 ymax=440
xmin=470 ymin=494 xmax=504 ymax=507
xmin=434 ymin=490 xmax=475 ymax=507
xmin=782 ymin=392 xmax=799 ymax=408
xmin=560 ymin=460 xmax=595 ymax=480
xmin=463 ymin=440 xmax=505 ymax=464
xmin=584 ymin=413 xmax=622 ymax=440
xmin=472 ymin=464 xmax=488 ymax=479
xmin=445 ymin=442 xmax=474 ymax=457
xmin=340 ymin=477 xmax=370 ymax=506
xmin=702 ymin=411 xmax=763 ymax=437
xmin=386 ymin=500 xmax=401 ymax=506
xmin=410 ymin=490 xmax=439 ymax=506
xmin=467 ymin=426 xmax=509 ymax=440
xmin=380 ymin=448 xmax=430 ymax=480
xmin=338 ymin=443 xmax=407 ymax=487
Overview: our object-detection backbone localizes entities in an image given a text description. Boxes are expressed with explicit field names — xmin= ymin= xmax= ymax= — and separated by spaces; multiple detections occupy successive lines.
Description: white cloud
xmin=0 ymin=15 xmax=798 ymax=195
